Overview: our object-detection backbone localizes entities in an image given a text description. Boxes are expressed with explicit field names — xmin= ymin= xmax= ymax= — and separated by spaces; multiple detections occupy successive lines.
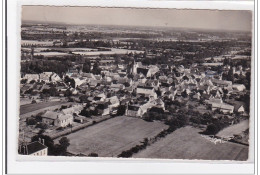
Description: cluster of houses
xmin=41 ymin=104 xmax=84 ymax=127
xmin=21 ymin=57 xmax=248 ymax=121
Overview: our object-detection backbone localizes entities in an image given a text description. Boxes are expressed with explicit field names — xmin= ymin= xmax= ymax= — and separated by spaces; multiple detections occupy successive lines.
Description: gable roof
xmin=211 ymin=103 xmax=234 ymax=110
xmin=42 ymin=111 xmax=60 ymax=120
xmin=24 ymin=141 xmax=47 ymax=155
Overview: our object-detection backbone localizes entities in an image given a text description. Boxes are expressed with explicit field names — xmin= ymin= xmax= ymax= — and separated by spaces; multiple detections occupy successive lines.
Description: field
xmin=20 ymin=101 xmax=71 ymax=115
xmin=134 ymin=126 xmax=248 ymax=160
xmin=217 ymin=119 xmax=249 ymax=139
xmin=72 ymin=48 xmax=144 ymax=56
xmin=57 ymin=116 xmax=168 ymax=157
xmin=34 ymin=52 xmax=70 ymax=56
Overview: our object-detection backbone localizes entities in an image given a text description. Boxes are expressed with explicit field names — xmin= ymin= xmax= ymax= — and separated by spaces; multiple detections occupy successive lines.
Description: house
xmin=149 ymin=98 xmax=165 ymax=110
xmin=50 ymin=73 xmax=62 ymax=82
xmin=23 ymin=74 xmax=39 ymax=82
xmin=234 ymin=104 xmax=245 ymax=113
xmin=106 ymin=96 xmax=120 ymax=109
xmin=211 ymin=103 xmax=234 ymax=114
xmin=110 ymin=83 xmax=125 ymax=91
xmin=74 ymin=116 xmax=85 ymax=123
xmin=39 ymin=72 xmax=53 ymax=82
xmin=61 ymin=105 xmax=83 ymax=115
xmin=232 ymin=84 xmax=246 ymax=91
xmin=136 ymin=68 xmax=150 ymax=77
xmin=93 ymin=96 xmax=106 ymax=102
xmin=96 ymin=102 xmax=110 ymax=116
xmin=41 ymin=111 xmax=73 ymax=127
xmin=73 ymin=77 xmax=86 ymax=87
xmin=146 ymin=80 xmax=160 ymax=89
xmin=207 ymin=98 xmax=223 ymax=104
xmin=132 ymin=62 xmax=143 ymax=74
xmin=136 ymin=86 xmax=157 ymax=99
xmin=82 ymin=73 xmax=96 ymax=80
xmin=193 ymin=92 xmax=201 ymax=100
xmin=212 ymin=79 xmax=232 ymax=87
xmin=126 ymin=105 xmax=143 ymax=117
xmin=89 ymin=80 xmax=99 ymax=88
xmin=18 ymin=141 xmax=48 ymax=156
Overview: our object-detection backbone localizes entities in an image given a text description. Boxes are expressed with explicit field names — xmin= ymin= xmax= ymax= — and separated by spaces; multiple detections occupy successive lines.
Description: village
xmin=18 ymin=23 xmax=251 ymax=159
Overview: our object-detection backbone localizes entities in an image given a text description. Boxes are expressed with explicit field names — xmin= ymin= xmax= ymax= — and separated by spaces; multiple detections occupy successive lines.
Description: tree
xmin=26 ymin=118 xmax=37 ymax=125
xmin=64 ymin=89 xmax=72 ymax=97
xmin=204 ymin=124 xmax=219 ymax=135
xmin=92 ymin=61 xmax=101 ymax=75
xmin=64 ymin=76 xmax=76 ymax=88
xmin=29 ymin=80 xmax=36 ymax=84
xmin=227 ymin=68 xmax=234 ymax=82
xmin=117 ymin=105 xmax=126 ymax=116
xmin=21 ymin=79 xmax=27 ymax=84
xmin=59 ymin=137 xmax=70 ymax=152
xmin=82 ymin=60 xmax=91 ymax=73
xmin=36 ymin=123 xmax=48 ymax=129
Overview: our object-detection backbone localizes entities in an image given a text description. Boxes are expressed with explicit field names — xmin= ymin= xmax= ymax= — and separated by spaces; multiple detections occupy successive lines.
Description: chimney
xmin=42 ymin=139 xmax=45 ymax=145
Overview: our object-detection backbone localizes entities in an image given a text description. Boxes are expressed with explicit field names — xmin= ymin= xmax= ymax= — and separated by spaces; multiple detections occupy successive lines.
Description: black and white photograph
xmin=18 ymin=6 xmax=253 ymax=161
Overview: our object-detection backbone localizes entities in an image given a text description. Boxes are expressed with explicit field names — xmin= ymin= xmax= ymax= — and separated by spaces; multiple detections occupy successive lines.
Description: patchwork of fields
xmin=59 ymin=116 xmax=168 ymax=157
xmin=133 ymin=126 xmax=248 ymax=160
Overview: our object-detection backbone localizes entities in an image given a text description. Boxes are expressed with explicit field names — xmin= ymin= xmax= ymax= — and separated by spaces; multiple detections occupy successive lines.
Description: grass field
xmin=20 ymin=101 xmax=69 ymax=115
xmin=133 ymin=126 xmax=248 ymax=161
xmin=58 ymin=116 xmax=168 ymax=157
xmin=217 ymin=119 xmax=249 ymax=139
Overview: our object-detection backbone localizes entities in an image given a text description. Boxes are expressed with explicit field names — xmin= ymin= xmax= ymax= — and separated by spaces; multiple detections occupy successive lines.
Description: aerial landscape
xmin=18 ymin=6 xmax=252 ymax=160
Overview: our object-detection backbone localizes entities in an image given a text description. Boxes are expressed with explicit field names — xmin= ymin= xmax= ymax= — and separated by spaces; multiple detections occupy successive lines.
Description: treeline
xmin=21 ymin=60 xmax=72 ymax=76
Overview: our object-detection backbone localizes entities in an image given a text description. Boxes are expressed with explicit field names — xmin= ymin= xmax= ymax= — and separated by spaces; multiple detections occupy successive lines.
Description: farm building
xmin=211 ymin=103 xmax=234 ymax=114
xmin=41 ymin=111 xmax=73 ymax=127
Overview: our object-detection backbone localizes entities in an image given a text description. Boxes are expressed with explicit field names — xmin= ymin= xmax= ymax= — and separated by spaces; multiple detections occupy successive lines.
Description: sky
xmin=22 ymin=6 xmax=252 ymax=32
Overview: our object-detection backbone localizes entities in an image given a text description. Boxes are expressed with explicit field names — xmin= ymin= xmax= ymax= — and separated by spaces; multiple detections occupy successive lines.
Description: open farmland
xmin=134 ymin=126 xmax=248 ymax=160
xmin=58 ymin=116 xmax=168 ymax=157
xmin=72 ymin=48 xmax=144 ymax=56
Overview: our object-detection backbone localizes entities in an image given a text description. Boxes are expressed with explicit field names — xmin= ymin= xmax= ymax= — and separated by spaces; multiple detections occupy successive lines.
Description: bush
xmin=36 ymin=123 xmax=48 ymax=129
xmin=88 ymin=153 xmax=98 ymax=157
xmin=26 ymin=118 xmax=37 ymax=125
xmin=204 ymin=124 xmax=219 ymax=135
xmin=21 ymin=79 xmax=27 ymax=84
xmin=30 ymin=80 xmax=36 ymax=84
xmin=31 ymin=100 xmax=37 ymax=104
xmin=60 ymin=105 xmax=68 ymax=110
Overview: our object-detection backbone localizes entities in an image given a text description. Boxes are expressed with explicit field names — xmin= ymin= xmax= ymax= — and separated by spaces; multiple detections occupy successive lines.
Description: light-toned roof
xmin=58 ymin=114 xmax=73 ymax=121
xmin=42 ymin=111 xmax=60 ymax=120
xmin=211 ymin=103 xmax=234 ymax=110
